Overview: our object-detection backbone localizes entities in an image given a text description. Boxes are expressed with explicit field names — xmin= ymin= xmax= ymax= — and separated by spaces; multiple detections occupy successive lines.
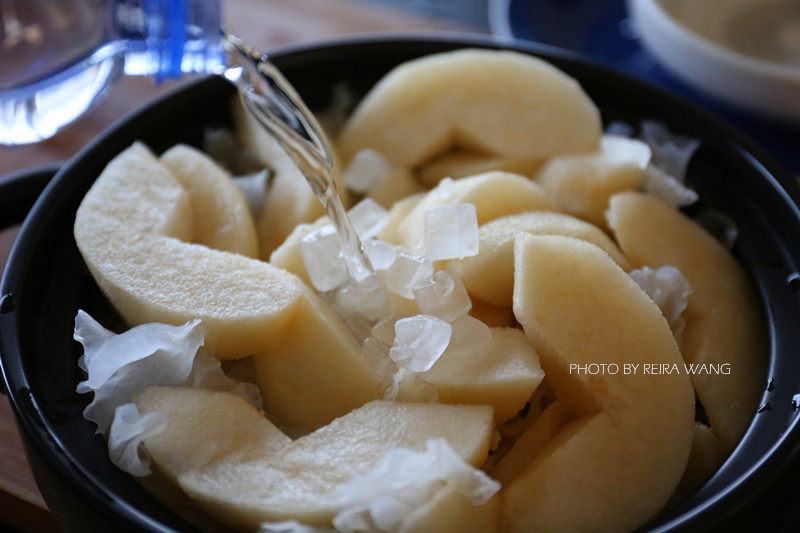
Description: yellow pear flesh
xmin=74 ymin=142 xmax=307 ymax=359
xmin=160 ymin=144 xmax=258 ymax=257
xmin=135 ymin=387 xmax=493 ymax=530
xmin=537 ymin=135 xmax=650 ymax=228
xmin=339 ymin=49 xmax=601 ymax=167
xmin=419 ymin=327 xmax=545 ymax=423
xmin=395 ymin=171 xmax=556 ymax=253
xmin=506 ymin=234 xmax=694 ymax=532
xmin=449 ymin=211 xmax=631 ymax=307
xmin=608 ymin=192 xmax=766 ymax=449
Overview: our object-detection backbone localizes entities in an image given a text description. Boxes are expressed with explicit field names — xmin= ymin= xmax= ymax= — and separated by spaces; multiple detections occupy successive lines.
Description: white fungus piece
xmin=412 ymin=270 xmax=472 ymax=322
xmin=336 ymin=274 xmax=392 ymax=321
xmin=630 ymin=266 xmax=693 ymax=341
xmin=344 ymin=149 xmax=393 ymax=194
xmin=260 ymin=520 xmax=332 ymax=533
xmin=363 ymin=239 xmax=397 ymax=271
xmin=301 ymin=224 xmax=349 ymax=292
xmin=425 ymin=204 xmax=480 ymax=261
xmin=75 ymin=311 xmax=205 ymax=434
xmin=390 ymin=315 xmax=452 ymax=372
xmin=107 ymin=403 xmax=167 ymax=477
xmin=642 ymin=165 xmax=699 ymax=207
xmin=234 ymin=169 xmax=270 ymax=216
xmin=605 ymin=121 xmax=635 ymax=137
xmin=695 ymin=208 xmax=739 ymax=250
xmin=348 ymin=198 xmax=390 ymax=239
xmin=75 ymin=310 xmax=262 ymax=474
xmin=385 ymin=253 xmax=434 ymax=299
xmin=332 ymin=438 xmax=501 ymax=533
xmin=640 ymin=120 xmax=701 ymax=180
xmin=441 ymin=315 xmax=492 ymax=359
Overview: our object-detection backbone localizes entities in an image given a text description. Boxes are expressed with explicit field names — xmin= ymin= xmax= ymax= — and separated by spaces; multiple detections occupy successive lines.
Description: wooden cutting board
xmin=0 ymin=1 xmax=470 ymax=530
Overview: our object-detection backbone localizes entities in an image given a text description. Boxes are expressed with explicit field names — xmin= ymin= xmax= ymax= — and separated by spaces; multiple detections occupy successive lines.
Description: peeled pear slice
xmin=74 ymin=142 xmax=307 ymax=359
xmin=506 ymin=235 xmax=694 ymax=532
xmin=253 ymin=293 xmax=383 ymax=431
xmin=160 ymin=144 xmax=258 ymax=257
xmin=232 ymin=100 xmax=347 ymax=258
xmin=339 ymin=49 xmax=601 ymax=167
xmin=135 ymin=387 xmax=493 ymax=530
xmin=607 ymin=192 xmax=766 ymax=449
xmin=491 ymin=401 xmax=569 ymax=485
xmin=399 ymin=489 xmax=500 ymax=533
xmin=395 ymin=171 xmax=556 ymax=252
xmin=469 ymin=301 xmax=514 ymax=328
xmin=417 ymin=150 xmax=542 ymax=188
xmin=367 ymin=166 xmax=424 ymax=208
xmin=672 ymin=422 xmax=727 ymax=502
xmin=419 ymin=327 xmax=544 ymax=423
xmin=537 ymin=135 xmax=651 ymax=228
xmin=449 ymin=211 xmax=631 ymax=307
xmin=269 ymin=217 xmax=330 ymax=286
xmin=378 ymin=193 xmax=424 ymax=244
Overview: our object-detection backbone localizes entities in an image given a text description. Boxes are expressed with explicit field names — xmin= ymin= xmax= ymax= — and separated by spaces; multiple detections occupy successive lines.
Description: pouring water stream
xmin=220 ymin=32 xmax=374 ymax=282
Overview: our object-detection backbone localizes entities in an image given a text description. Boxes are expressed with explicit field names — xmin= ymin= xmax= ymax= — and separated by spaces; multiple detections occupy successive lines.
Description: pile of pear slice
xmin=73 ymin=48 xmax=766 ymax=532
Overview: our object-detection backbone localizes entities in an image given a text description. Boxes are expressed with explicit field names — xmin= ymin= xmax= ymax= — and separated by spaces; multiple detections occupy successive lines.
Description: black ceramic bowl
xmin=2 ymin=34 xmax=800 ymax=532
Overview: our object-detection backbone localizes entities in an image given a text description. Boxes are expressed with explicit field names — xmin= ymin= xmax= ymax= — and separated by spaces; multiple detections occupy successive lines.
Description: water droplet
xmin=0 ymin=293 xmax=15 ymax=313
xmin=792 ymin=393 xmax=800 ymax=409
xmin=757 ymin=402 xmax=772 ymax=413
xmin=767 ymin=379 xmax=775 ymax=391
xmin=788 ymin=273 xmax=800 ymax=291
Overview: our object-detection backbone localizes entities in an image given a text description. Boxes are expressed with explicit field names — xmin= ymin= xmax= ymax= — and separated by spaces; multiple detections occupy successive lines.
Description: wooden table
xmin=0 ymin=1 xmax=472 ymax=530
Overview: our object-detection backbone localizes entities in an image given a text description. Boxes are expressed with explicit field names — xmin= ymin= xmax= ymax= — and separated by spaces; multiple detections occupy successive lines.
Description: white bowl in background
xmin=628 ymin=0 xmax=800 ymax=122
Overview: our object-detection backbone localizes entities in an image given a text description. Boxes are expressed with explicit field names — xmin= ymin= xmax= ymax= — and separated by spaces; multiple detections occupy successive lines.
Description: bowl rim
xmin=1 ymin=32 xmax=800 ymax=532
xmin=632 ymin=0 xmax=800 ymax=83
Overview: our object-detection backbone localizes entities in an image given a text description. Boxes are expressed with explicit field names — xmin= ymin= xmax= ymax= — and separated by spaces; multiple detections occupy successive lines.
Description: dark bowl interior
xmin=2 ymin=35 xmax=800 ymax=532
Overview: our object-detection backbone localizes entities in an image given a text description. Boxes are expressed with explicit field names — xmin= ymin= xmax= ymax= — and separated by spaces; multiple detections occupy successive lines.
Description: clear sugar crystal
xmin=362 ymin=336 xmax=397 ymax=377
xmin=390 ymin=314 xmax=452 ymax=372
xmin=336 ymin=273 xmax=391 ymax=321
xmin=363 ymin=239 xmax=397 ymax=271
xmin=385 ymin=253 xmax=434 ymax=299
xmin=425 ymin=203 xmax=479 ymax=260
xmin=372 ymin=314 xmax=402 ymax=346
xmin=348 ymin=198 xmax=390 ymax=239
xmin=300 ymin=224 xmax=348 ymax=291
xmin=412 ymin=270 xmax=472 ymax=322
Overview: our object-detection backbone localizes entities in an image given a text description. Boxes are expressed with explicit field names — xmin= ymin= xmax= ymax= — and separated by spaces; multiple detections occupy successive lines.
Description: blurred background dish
xmin=489 ymin=0 xmax=800 ymax=174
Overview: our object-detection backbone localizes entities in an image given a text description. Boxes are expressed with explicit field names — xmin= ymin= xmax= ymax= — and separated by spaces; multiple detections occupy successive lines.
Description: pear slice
xmin=135 ymin=387 xmax=494 ymax=530
xmin=378 ymin=193 xmax=425 ymax=244
xmin=419 ymin=327 xmax=545 ymax=423
xmin=232 ymin=100 xmax=348 ymax=259
xmin=339 ymin=49 xmax=601 ymax=167
xmin=395 ymin=171 xmax=556 ymax=253
xmin=269 ymin=217 xmax=330 ymax=286
xmin=367 ymin=166 xmax=424 ymax=208
xmin=253 ymin=292 xmax=384 ymax=431
xmin=536 ymin=135 xmax=651 ymax=228
xmin=469 ymin=300 xmax=514 ymax=328
xmin=672 ymin=422 xmax=727 ymax=502
xmin=399 ymin=489 xmax=501 ymax=533
xmin=491 ymin=401 xmax=569 ymax=485
xmin=160 ymin=144 xmax=258 ymax=257
xmin=74 ymin=142 xmax=308 ymax=359
xmin=506 ymin=235 xmax=694 ymax=532
xmin=607 ymin=192 xmax=766 ymax=449
xmin=449 ymin=211 xmax=631 ymax=307
xmin=417 ymin=149 xmax=543 ymax=188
